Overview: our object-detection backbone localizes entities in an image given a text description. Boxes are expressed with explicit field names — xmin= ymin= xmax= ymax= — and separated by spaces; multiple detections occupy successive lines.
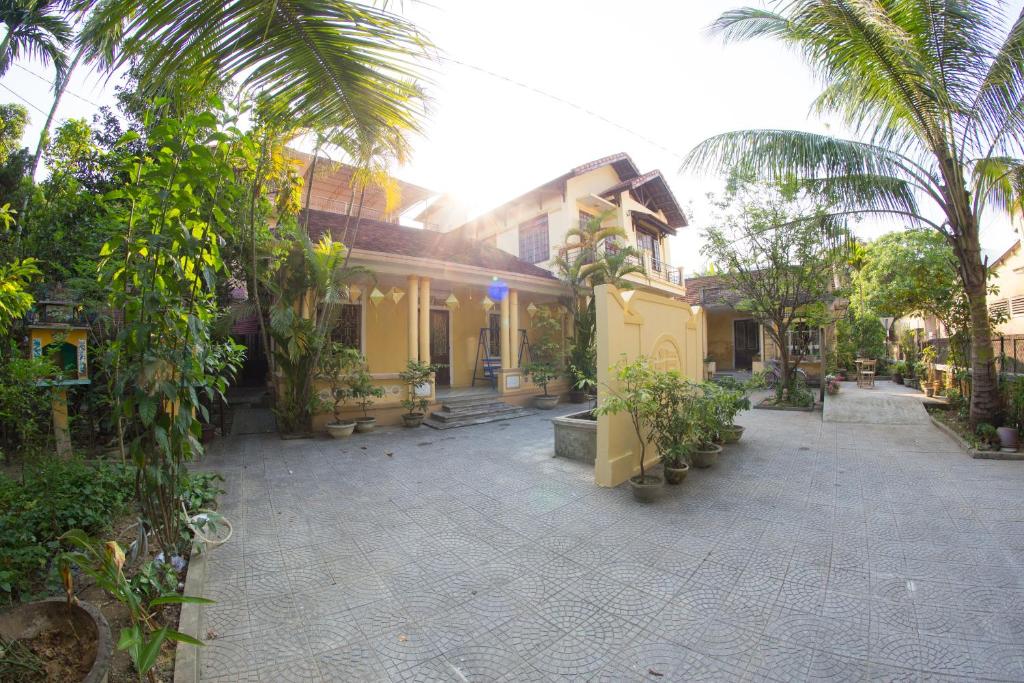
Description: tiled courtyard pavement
xmin=192 ymin=399 xmax=1024 ymax=682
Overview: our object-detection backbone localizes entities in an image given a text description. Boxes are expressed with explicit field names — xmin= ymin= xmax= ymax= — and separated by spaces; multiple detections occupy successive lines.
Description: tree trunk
xmin=0 ymin=31 xmax=12 ymax=75
xmin=964 ymin=261 xmax=998 ymax=427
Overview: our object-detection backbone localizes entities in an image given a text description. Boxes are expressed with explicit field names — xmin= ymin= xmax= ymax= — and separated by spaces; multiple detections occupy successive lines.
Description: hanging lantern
xmin=526 ymin=302 xmax=538 ymax=318
xmin=445 ymin=293 xmax=460 ymax=311
xmin=349 ymin=285 xmax=363 ymax=302
xmin=481 ymin=296 xmax=494 ymax=313
xmin=369 ymin=287 xmax=385 ymax=307
xmin=390 ymin=287 xmax=405 ymax=305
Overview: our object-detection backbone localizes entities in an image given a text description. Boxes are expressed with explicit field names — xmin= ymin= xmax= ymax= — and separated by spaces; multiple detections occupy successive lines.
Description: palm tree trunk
xmin=962 ymin=250 xmax=999 ymax=428
xmin=0 ymin=31 xmax=13 ymax=74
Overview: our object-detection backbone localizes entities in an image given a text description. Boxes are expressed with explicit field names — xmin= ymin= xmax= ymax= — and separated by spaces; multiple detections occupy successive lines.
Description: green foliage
xmin=975 ymin=423 xmax=999 ymax=448
xmin=1000 ymin=376 xmax=1024 ymax=431
xmin=399 ymin=360 xmax=441 ymax=415
xmin=59 ymin=531 xmax=211 ymax=679
xmin=0 ymin=348 xmax=60 ymax=458
xmin=702 ymin=174 xmax=842 ymax=397
xmin=180 ymin=471 xmax=225 ymax=514
xmin=836 ymin=311 xmax=886 ymax=369
xmin=594 ymin=357 xmax=661 ymax=481
xmin=946 ymin=387 xmax=968 ymax=419
xmin=0 ymin=104 xmax=27 ymax=165
xmin=318 ymin=343 xmax=381 ymax=421
xmin=98 ymin=103 xmax=245 ymax=557
xmin=524 ymin=306 xmax=563 ymax=397
xmin=0 ymin=458 xmax=134 ymax=602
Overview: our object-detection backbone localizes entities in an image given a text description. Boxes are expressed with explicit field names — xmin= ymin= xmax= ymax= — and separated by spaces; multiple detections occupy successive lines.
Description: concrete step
xmin=436 ymin=393 xmax=502 ymax=409
xmin=424 ymin=407 xmax=535 ymax=430
xmin=430 ymin=402 xmax=526 ymax=422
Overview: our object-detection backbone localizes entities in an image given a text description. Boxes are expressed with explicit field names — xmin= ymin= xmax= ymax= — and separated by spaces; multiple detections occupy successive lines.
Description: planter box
xmin=928 ymin=414 xmax=1024 ymax=461
xmin=755 ymin=398 xmax=815 ymax=412
xmin=552 ymin=410 xmax=597 ymax=464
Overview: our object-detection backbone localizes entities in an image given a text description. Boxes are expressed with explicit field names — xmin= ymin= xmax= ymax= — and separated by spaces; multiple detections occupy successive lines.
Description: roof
xmin=300 ymin=209 xmax=556 ymax=279
xmin=683 ymin=274 xmax=743 ymax=307
xmin=600 ymin=170 xmax=689 ymax=230
xmin=456 ymin=152 xmax=689 ymax=232
xmin=286 ymin=148 xmax=436 ymax=218
xmin=991 ymin=240 xmax=1021 ymax=271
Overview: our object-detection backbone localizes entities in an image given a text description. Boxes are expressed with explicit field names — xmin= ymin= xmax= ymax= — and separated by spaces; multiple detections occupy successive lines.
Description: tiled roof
xmin=600 ymin=170 xmax=689 ymax=230
xmin=300 ymin=209 xmax=557 ymax=279
xmin=683 ymin=274 xmax=743 ymax=306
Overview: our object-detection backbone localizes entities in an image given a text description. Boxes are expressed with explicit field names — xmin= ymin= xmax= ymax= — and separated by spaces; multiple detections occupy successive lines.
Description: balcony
xmin=561 ymin=242 xmax=683 ymax=287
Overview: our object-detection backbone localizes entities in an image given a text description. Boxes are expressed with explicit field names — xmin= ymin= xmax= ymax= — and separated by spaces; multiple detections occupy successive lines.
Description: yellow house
xmin=987 ymin=240 xmax=1024 ymax=336
xmin=684 ymin=274 xmax=838 ymax=381
xmin=300 ymin=209 xmax=568 ymax=428
xmin=417 ymin=153 xmax=690 ymax=298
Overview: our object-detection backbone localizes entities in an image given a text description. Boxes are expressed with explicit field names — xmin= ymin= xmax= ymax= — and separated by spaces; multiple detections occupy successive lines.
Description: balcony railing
xmin=561 ymin=243 xmax=683 ymax=286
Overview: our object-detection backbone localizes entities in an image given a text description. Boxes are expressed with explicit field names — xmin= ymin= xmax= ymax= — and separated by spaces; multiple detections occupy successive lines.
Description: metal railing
xmin=561 ymin=243 xmax=682 ymax=286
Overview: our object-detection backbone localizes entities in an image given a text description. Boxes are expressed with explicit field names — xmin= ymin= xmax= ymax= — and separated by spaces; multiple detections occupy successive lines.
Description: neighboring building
xmin=684 ymin=273 xmax=841 ymax=380
xmin=419 ymin=153 xmax=690 ymax=298
xmin=986 ymin=240 xmax=1024 ymax=335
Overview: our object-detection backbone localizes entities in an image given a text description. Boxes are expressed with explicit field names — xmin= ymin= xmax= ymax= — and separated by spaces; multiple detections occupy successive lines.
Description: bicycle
xmin=762 ymin=358 xmax=808 ymax=389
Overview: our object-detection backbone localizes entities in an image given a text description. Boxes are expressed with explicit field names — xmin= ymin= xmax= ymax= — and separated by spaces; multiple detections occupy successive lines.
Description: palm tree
xmin=685 ymin=1 xmax=1024 ymax=427
xmin=0 ymin=0 xmax=71 ymax=78
xmin=79 ymin=0 xmax=432 ymax=137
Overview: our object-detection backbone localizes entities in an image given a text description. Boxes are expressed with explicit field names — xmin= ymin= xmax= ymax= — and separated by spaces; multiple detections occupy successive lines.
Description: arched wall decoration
xmin=650 ymin=334 xmax=682 ymax=373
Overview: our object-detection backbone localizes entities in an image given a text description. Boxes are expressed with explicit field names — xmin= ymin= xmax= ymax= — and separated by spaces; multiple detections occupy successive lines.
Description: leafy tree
xmin=0 ymin=203 xmax=39 ymax=331
xmin=0 ymin=103 xmax=27 ymax=164
xmin=701 ymin=176 xmax=844 ymax=399
xmin=98 ymin=103 xmax=245 ymax=558
xmin=687 ymin=1 xmax=1024 ymax=427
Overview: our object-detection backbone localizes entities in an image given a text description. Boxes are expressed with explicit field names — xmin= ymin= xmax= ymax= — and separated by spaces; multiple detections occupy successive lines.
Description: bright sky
xmin=2 ymin=0 xmax=1021 ymax=272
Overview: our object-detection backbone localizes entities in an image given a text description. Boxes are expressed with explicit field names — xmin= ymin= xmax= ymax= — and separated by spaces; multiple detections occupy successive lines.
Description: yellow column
xmin=419 ymin=277 xmax=431 ymax=364
xmin=407 ymin=276 xmax=419 ymax=362
xmin=52 ymin=389 xmax=71 ymax=458
xmin=509 ymin=289 xmax=519 ymax=368
xmin=500 ymin=291 xmax=511 ymax=369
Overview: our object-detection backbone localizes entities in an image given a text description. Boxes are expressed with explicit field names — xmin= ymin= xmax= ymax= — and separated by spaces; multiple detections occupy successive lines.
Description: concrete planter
xmin=692 ymin=443 xmax=722 ymax=468
xmin=0 ymin=598 xmax=112 ymax=683
xmin=629 ymin=475 xmax=663 ymax=502
xmin=664 ymin=463 xmax=689 ymax=485
xmin=401 ymin=413 xmax=425 ymax=428
xmin=722 ymin=425 xmax=745 ymax=444
xmin=354 ymin=417 xmax=377 ymax=433
xmin=325 ymin=421 xmax=356 ymax=438
xmin=552 ymin=410 xmax=596 ymax=464
xmin=535 ymin=395 xmax=560 ymax=410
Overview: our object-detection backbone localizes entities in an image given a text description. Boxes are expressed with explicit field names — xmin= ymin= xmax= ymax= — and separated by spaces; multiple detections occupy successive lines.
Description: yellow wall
xmin=594 ymin=284 xmax=706 ymax=487
xmin=988 ymin=243 xmax=1024 ymax=336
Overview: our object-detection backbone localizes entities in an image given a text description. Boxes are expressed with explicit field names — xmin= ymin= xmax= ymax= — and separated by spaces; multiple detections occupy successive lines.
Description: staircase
xmin=424 ymin=392 xmax=535 ymax=430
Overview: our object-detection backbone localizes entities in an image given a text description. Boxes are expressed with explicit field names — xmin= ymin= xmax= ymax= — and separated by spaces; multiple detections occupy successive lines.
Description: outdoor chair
xmin=856 ymin=358 xmax=876 ymax=388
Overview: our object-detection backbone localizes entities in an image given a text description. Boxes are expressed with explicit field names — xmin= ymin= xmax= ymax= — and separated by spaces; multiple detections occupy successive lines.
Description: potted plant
xmin=891 ymin=360 xmax=907 ymax=384
xmin=649 ymin=373 xmax=701 ymax=485
xmin=594 ymin=357 xmax=663 ymax=502
xmin=976 ymin=422 xmax=1000 ymax=451
xmin=525 ymin=306 xmax=564 ymax=409
xmin=998 ymin=376 xmax=1024 ymax=451
xmin=825 ymin=373 xmax=841 ymax=395
xmin=319 ymin=342 xmax=358 ymax=438
xmin=713 ymin=376 xmax=752 ymax=443
xmin=691 ymin=385 xmax=724 ymax=468
xmin=348 ymin=358 xmax=385 ymax=433
xmin=703 ymin=355 xmax=716 ymax=380
xmin=399 ymin=359 xmax=439 ymax=427
xmin=921 ymin=346 xmax=939 ymax=396
xmin=567 ymin=364 xmax=593 ymax=403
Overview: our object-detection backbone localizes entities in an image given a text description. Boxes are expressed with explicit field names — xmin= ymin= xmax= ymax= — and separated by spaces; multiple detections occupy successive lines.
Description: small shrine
xmin=26 ymin=300 xmax=91 ymax=457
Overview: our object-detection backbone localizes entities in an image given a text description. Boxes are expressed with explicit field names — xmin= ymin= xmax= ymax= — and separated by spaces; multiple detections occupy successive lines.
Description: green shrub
xmin=0 ymin=458 xmax=135 ymax=602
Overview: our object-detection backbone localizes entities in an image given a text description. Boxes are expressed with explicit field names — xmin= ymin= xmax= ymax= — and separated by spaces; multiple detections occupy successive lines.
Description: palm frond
xmin=80 ymin=0 xmax=433 ymax=138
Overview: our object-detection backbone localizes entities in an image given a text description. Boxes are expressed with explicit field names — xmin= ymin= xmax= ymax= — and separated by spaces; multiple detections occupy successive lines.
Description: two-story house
xmin=417 ymin=153 xmax=690 ymax=297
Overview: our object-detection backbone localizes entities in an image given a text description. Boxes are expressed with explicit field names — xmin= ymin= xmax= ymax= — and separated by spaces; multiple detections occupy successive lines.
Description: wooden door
xmin=430 ymin=309 xmax=451 ymax=386
xmin=734 ymin=319 xmax=759 ymax=370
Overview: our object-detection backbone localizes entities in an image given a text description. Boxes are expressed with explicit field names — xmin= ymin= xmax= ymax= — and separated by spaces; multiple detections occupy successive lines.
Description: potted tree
xmin=691 ymin=385 xmax=724 ymax=468
xmin=525 ymin=306 xmax=564 ymax=409
xmin=347 ymin=357 xmax=385 ymax=433
xmin=891 ymin=360 xmax=908 ymax=384
xmin=319 ymin=342 xmax=358 ymax=438
xmin=594 ymin=358 xmax=663 ymax=501
xmin=921 ymin=346 xmax=939 ymax=397
xmin=399 ymin=359 xmax=439 ymax=427
xmin=567 ymin=364 xmax=593 ymax=404
xmin=650 ymin=373 xmax=700 ymax=485
xmin=998 ymin=376 xmax=1024 ymax=451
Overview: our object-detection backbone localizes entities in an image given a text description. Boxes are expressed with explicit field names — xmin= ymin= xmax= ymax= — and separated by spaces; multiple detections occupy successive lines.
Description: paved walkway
xmin=823 ymin=380 xmax=932 ymax=425
xmin=192 ymin=401 xmax=1024 ymax=682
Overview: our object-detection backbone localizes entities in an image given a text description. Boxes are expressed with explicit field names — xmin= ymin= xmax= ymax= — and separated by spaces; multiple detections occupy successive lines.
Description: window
xmin=518 ymin=215 xmax=549 ymax=264
xmin=991 ymin=298 xmax=1010 ymax=317
xmin=1012 ymin=296 xmax=1024 ymax=318
xmin=636 ymin=229 xmax=661 ymax=269
xmin=331 ymin=304 xmax=362 ymax=349
xmin=786 ymin=323 xmax=821 ymax=359
xmin=579 ymin=209 xmax=594 ymax=229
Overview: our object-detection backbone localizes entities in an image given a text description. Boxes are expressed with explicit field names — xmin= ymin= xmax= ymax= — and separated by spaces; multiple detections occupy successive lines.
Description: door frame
xmin=429 ymin=306 xmax=454 ymax=386
xmin=733 ymin=317 xmax=759 ymax=370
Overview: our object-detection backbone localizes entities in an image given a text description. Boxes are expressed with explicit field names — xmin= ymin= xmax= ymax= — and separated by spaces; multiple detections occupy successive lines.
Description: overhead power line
xmin=0 ymin=81 xmax=48 ymax=115
xmin=10 ymin=62 xmax=106 ymax=108
xmin=440 ymin=55 xmax=686 ymax=161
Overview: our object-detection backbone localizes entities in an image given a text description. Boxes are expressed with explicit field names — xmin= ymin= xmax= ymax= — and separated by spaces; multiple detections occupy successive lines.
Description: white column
xmin=407 ymin=276 xmax=419 ymax=362
xmin=419 ymin=277 xmax=430 ymax=364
